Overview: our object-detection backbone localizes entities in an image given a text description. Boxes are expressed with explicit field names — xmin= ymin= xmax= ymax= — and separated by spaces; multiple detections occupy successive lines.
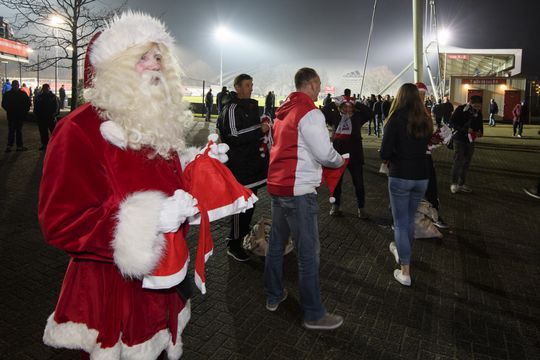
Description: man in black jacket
xmin=34 ymin=84 xmax=59 ymax=150
xmin=216 ymin=86 xmax=228 ymax=115
xmin=372 ymin=95 xmax=383 ymax=137
xmin=217 ymin=74 xmax=270 ymax=261
xmin=488 ymin=98 xmax=498 ymax=127
xmin=449 ymin=95 xmax=484 ymax=194
xmin=2 ymin=80 xmax=31 ymax=152
xmin=324 ymin=98 xmax=371 ymax=219
xmin=205 ymin=88 xmax=213 ymax=122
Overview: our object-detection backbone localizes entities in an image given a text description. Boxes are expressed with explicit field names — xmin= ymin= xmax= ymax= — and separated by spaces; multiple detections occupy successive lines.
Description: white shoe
xmin=389 ymin=242 xmax=399 ymax=264
xmin=393 ymin=269 xmax=411 ymax=286
xmin=450 ymin=184 xmax=459 ymax=193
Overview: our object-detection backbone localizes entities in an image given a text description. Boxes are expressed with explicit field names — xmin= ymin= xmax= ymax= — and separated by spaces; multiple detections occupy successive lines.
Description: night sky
xmin=118 ymin=0 xmax=539 ymax=76
xmin=1 ymin=0 xmax=538 ymax=79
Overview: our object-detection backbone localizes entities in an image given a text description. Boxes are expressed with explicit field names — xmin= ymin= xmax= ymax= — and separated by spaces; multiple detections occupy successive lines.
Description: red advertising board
xmin=462 ymin=78 xmax=507 ymax=85
xmin=0 ymin=38 xmax=29 ymax=58
xmin=324 ymin=86 xmax=335 ymax=94
xmin=447 ymin=54 xmax=470 ymax=60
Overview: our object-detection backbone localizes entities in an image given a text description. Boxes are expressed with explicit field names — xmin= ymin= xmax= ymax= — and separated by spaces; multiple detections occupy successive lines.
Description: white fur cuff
xmin=113 ymin=191 xmax=167 ymax=278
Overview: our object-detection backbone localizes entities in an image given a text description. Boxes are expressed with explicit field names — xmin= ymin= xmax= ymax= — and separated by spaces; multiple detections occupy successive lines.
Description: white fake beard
xmin=86 ymin=58 xmax=191 ymax=158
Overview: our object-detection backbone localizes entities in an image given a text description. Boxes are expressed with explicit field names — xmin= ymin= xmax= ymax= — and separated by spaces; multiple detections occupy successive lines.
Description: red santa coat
xmin=39 ymin=103 xmax=190 ymax=359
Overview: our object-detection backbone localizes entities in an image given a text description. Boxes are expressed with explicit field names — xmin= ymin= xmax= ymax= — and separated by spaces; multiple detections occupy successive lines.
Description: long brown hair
xmin=385 ymin=83 xmax=433 ymax=139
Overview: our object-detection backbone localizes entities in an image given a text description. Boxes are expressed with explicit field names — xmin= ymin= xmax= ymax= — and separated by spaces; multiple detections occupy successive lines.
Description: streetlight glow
xmin=214 ymin=26 xmax=231 ymax=41
xmin=49 ymin=15 xmax=64 ymax=26
xmin=438 ymin=28 xmax=451 ymax=46
xmin=214 ymin=25 xmax=232 ymax=89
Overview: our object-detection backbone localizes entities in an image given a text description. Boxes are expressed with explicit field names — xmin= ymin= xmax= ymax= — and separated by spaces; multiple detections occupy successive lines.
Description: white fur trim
xmin=207 ymin=133 xmax=219 ymax=142
xmin=188 ymin=193 xmax=258 ymax=225
xmin=142 ymin=258 xmax=189 ymax=290
xmin=100 ymin=121 xmax=128 ymax=149
xmin=91 ymin=11 xmax=174 ymax=67
xmin=167 ymin=301 xmax=191 ymax=359
xmin=43 ymin=302 xmax=191 ymax=359
xmin=113 ymin=191 xmax=167 ymax=279
xmin=178 ymin=147 xmax=200 ymax=170
xmin=194 ymin=272 xmax=207 ymax=295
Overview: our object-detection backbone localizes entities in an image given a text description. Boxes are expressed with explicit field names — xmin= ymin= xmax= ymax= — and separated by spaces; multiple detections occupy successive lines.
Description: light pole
xmin=214 ymin=26 xmax=231 ymax=88
xmin=49 ymin=15 xmax=63 ymax=95
xmin=2 ymin=61 xmax=7 ymax=80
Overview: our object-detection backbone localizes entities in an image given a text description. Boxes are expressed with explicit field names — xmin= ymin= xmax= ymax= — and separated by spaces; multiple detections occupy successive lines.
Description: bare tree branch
xmin=3 ymin=0 xmax=127 ymax=109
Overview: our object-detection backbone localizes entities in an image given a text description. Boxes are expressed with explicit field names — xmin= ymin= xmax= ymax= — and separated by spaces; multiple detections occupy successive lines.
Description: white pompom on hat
xmin=90 ymin=11 xmax=174 ymax=67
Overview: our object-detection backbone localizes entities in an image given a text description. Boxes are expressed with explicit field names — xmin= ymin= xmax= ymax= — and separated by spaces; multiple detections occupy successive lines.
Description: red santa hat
xmin=144 ymin=137 xmax=257 ymax=294
xmin=83 ymin=32 xmax=101 ymax=88
xmin=90 ymin=11 xmax=174 ymax=68
xmin=415 ymin=82 xmax=428 ymax=93
xmin=322 ymin=154 xmax=350 ymax=203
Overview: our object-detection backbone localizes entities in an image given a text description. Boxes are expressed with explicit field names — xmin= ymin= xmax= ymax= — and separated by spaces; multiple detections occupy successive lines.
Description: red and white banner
xmin=447 ymin=54 xmax=470 ymax=60
xmin=462 ymin=78 xmax=507 ymax=85
xmin=0 ymin=38 xmax=29 ymax=59
xmin=324 ymin=86 xmax=335 ymax=94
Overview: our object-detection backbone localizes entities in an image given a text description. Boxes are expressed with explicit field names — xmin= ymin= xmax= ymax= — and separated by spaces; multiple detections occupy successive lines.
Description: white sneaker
xmin=389 ymin=242 xmax=399 ymax=264
xmin=393 ymin=269 xmax=411 ymax=286
xmin=450 ymin=184 xmax=459 ymax=193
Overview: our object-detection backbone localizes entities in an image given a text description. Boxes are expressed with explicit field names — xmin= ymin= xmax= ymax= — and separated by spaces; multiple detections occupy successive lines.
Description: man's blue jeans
xmin=388 ymin=177 xmax=428 ymax=265
xmin=489 ymin=113 xmax=496 ymax=126
xmin=264 ymin=193 xmax=326 ymax=321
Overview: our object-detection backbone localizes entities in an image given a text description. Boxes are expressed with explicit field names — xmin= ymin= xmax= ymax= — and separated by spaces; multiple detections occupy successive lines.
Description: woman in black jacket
xmin=380 ymin=83 xmax=433 ymax=286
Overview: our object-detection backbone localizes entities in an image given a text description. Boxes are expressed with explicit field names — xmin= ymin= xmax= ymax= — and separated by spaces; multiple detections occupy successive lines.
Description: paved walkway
xmin=0 ymin=112 xmax=539 ymax=360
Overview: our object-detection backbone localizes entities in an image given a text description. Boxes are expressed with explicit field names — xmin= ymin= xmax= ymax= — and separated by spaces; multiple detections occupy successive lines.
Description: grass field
xmin=184 ymin=95 xmax=324 ymax=107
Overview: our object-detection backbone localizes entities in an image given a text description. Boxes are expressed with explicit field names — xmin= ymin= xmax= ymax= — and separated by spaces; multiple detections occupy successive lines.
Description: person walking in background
xmin=2 ymin=80 xmax=31 ymax=152
xmin=59 ymin=84 xmax=66 ymax=109
xmin=488 ymin=98 xmax=498 ymax=127
xmin=33 ymin=84 xmax=58 ymax=151
xmin=265 ymin=67 xmax=345 ymax=330
xmin=441 ymin=95 xmax=454 ymax=125
xmin=372 ymin=94 xmax=383 ymax=137
xmin=416 ymin=82 xmax=449 ymax=229
xmin=323 ymin=93 xmax=332 ymax=107
xmin=432 ymin=98 xmax=443 ymax=128
xmin=2 ymin=78 xmax=11 ymax=94
xmin=512 ymin=100 xmax=527 ymax=137
xmin=323 ymin=97 xmax=370 ymax=219
xmin=216 ymin=86 xmax=228 ymax=115
xmin=264 ymin=90 xmax=274 ymax=117
xmin=449 ymin=95 xmax=484 ymax=193
xmin=21 ymin=83 xmax=30 ymax=97
xmin=205 ymin=88 xmax=213 ymax=121
xmin=217 ymin=74 xmax=270 ymax=262
xmin=380 ymin=83 xmax=433 ymax=287
xmin=367 ymin=94 xmax=377 ymax=135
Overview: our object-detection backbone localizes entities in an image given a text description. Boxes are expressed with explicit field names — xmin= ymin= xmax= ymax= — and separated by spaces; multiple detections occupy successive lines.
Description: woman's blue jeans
xmin=388 ymin=177 xmax=428 ymax=265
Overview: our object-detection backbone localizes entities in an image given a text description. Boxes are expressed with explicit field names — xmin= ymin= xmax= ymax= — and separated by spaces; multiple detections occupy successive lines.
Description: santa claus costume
xmin=39 ymin=12 xmax=199 ymax=359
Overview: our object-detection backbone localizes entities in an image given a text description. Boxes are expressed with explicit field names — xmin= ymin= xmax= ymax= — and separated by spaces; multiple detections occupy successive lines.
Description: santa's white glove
xmin=159 ymin=189 xmax=199 ymax=233
xmin=208 ymin=142 xmax=229 ymax=163
xmin=203 ymin=134 xmax=229 ymax=163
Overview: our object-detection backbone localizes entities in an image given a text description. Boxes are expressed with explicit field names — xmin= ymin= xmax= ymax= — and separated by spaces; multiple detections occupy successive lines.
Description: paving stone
xmin=1 ymin=116 xmax=539 ymax=359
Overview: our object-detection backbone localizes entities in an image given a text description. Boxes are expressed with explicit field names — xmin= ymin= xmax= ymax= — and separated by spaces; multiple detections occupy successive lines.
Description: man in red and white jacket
xmin=265 ymin=67 xmax=345 ymax=330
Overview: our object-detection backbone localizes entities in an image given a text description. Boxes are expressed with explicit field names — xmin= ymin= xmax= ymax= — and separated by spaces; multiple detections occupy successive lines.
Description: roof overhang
xmin=426 ymin=45 xmax=522 ymax=77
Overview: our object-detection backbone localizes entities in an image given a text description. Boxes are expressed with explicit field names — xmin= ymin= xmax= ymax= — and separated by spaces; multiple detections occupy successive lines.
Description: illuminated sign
xmin=0 ymin=38 xmax=29 ymax=59
xmin=447 ymin=54 xmax=470 ymax=60
xmin=462 ymin=78 xmax=507 ymax=85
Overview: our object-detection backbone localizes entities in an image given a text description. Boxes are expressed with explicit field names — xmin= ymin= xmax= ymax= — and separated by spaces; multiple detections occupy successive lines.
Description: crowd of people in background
xmin=1 ymin=78 xmax=65 ymax=152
